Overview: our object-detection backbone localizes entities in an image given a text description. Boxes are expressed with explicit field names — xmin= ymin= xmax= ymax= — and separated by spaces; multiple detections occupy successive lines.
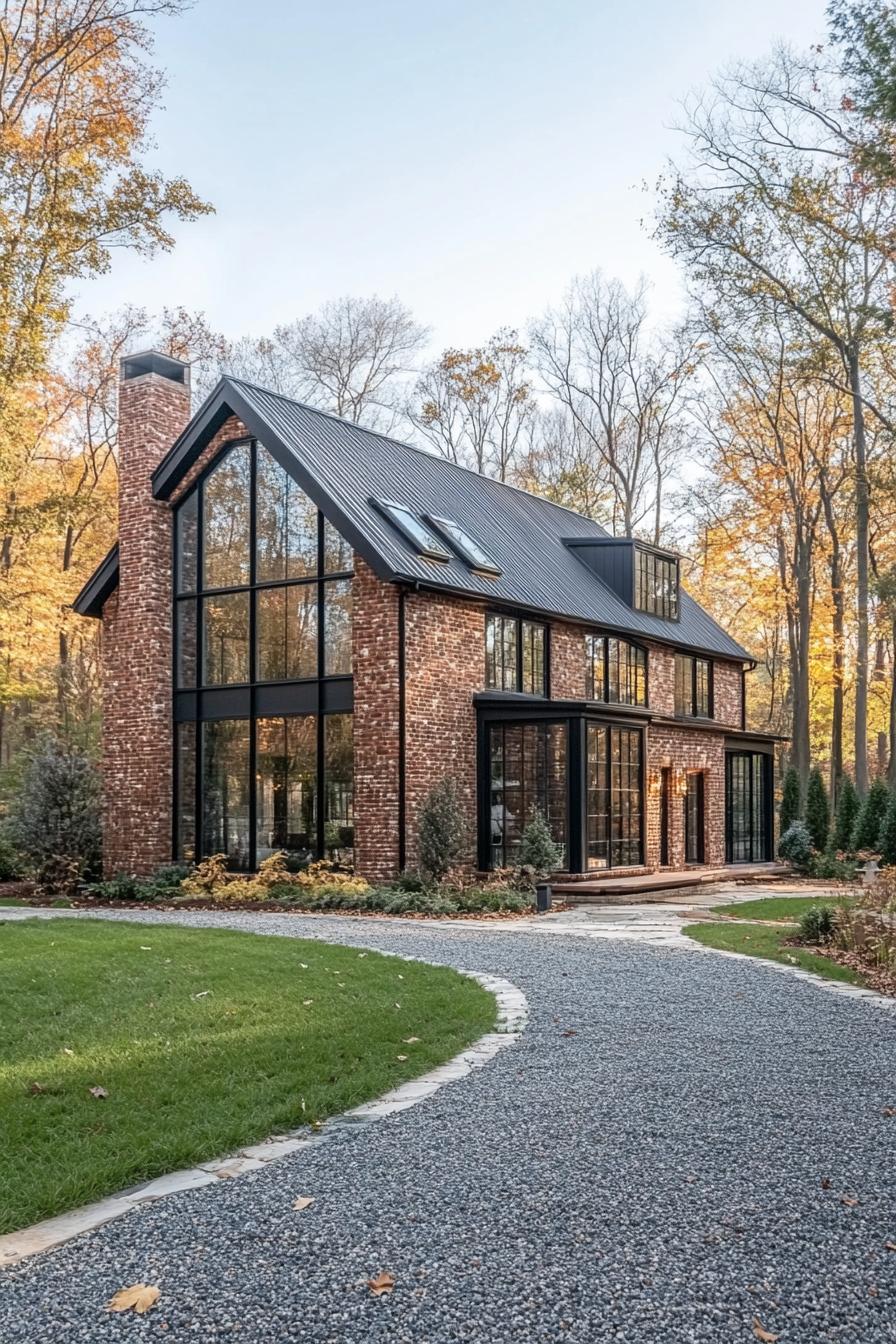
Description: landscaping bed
xmin=683 ymin=919 xmax=868 ymax=987
xmin=0 ymin=918 xmax=496 ymax=1234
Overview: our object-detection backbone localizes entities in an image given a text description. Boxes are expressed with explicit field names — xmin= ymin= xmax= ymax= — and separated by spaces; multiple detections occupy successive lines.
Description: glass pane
xmin=324 ymin=517 xmax=353 ymax=574
xmin=485 ymin=615 xmax=497 ymax=688
xmin=176 ymin=598 xmax=197 ymax=689
xmin=675 ymin=655 xmax=691 ymax=716
xmin=324 ymin=579 xmax=352 ymax=675
xmin=175 ymin=491 xmax=198 ymax=593
xmin=489 ymin=722 xmax=566 ymax=868
xmin=202 ymin=442 xmax=251 ymax=589
xmin=255 ymin=443 xmax=319 ymax=581
xmin=610 ymin=727 xmax=642 ymax=867
xmin=325 ymin=714 xmax=354 ymax=860
xmin=175 ymin=721 xmax=196 ymax=862
xmin=256 ymin=583 xmax=318 ymax=682
xmin=695 ymin=659 xmax=711 ymax=717
xmin=521 ymin=622 xmax=545 ymax=695
xmin=501 ymin=618 xmax=518 ymax=690
xmin=586 ymin=635 xmax=605 ymax=700
xmin=586 ymin=724 xmax=609 ymax=869
xmin=202 ymin=592 xmax=249 ymax=685
xmin=201 ymin=719 xmax=251 ymax=869
xmin=255 ymin=715 xmax=317 ymax=865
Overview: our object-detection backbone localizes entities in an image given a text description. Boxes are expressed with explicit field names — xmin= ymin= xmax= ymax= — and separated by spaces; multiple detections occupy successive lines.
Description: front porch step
xmin=552 ymin=863 xmax=789 ymax=906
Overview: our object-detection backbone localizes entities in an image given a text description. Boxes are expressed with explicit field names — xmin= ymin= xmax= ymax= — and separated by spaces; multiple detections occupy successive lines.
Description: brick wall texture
xmin=100 ymin=378 xmax=749 ymax=881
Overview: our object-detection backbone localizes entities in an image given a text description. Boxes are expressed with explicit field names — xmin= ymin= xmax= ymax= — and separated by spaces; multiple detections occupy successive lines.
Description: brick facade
xmin=101 ymin=368 xmax=192 ymax=875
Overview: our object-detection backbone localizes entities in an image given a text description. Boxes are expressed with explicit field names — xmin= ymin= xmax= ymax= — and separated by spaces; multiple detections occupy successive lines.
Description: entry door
xmin=684 ymin=773 xmax=705 ymax=865
xmin=725 ymin=752 xmax=770 ymax=863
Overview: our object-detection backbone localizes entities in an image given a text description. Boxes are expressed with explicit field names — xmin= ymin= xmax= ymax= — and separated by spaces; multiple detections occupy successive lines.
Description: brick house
xmin=74 ymin=351 xmax=779 ymax=883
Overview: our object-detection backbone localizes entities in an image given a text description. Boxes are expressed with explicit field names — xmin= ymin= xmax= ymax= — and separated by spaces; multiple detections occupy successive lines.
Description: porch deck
xmin=552 ymin=862 xmax=789 ymax=905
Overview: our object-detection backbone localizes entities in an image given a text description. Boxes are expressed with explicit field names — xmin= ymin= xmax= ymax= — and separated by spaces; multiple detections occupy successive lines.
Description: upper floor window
xmin=635 ymin=547 xmax=679 ymax=621
xmin=585 ymin=635 xmax=647 ymax=707
xmin=675 ymin=653 xmax=712 ymax=718
xmin=485 ymin=613 xmax=546 ymax=695
xmin=174 ymin=440 xmax=353 ymax=689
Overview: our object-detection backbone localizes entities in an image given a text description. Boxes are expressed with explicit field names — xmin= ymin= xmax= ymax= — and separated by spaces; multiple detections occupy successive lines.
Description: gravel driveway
xmin=1 ymin=910 xmax=894 ymax=1343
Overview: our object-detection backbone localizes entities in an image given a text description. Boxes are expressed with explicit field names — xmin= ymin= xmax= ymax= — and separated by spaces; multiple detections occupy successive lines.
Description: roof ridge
xmin=222 ymin=375 xmax=610 ymax=535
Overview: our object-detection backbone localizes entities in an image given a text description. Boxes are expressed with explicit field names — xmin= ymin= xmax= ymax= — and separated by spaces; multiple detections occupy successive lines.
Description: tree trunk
xmin=889 ymin=616 xmax=896 ymax=786
xmin=849 ymin=348 xmax=870 ymax=794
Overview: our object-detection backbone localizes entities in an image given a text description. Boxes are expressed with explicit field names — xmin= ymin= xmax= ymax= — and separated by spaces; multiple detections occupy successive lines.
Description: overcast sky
xmin=80 ymin=0 xmax=828 ymax=352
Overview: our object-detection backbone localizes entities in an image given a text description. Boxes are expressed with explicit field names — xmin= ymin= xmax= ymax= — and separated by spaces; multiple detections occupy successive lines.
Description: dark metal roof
xmin=89 ymin=376 xmax=753 ymax=662
xmin=72 ymin=544 xmax=119 ymax=618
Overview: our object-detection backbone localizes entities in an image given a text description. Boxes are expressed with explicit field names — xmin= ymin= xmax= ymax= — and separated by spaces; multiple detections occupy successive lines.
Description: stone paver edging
xmin=0 ymin=947 xmax=527 ymax=1268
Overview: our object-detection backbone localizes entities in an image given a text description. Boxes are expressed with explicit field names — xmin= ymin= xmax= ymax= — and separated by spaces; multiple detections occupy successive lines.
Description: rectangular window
xmin=485 ymin=614 xmax=546 ymax=695
xmin=175 ymin=490 xmax=198 ymax=594
xmin=489 ymin=722 xmax=566 ymax=868
xmin=256 ymin=584 xmax=318 ymax=682
xmin=325 ymin=713 xmax=354 ymax=861
xmin=586 ymin=724 xmax=643 ymax=869
xmin=255 ymin=715 xmax=317 ymax=865
xmin=202 ymin=591 xmax=250 ymax=686
xmin=323 ymin=579 xmax=353 ymax=676
xmin=674 ymin=654 xmax=712 ymax=718
xmin=201 ymin=718 xmax=251 ymax=869
xmin=585 ymin=634 xmax=646 ymax=706
xmin=634 ymin=547 xmax=678 ymax=620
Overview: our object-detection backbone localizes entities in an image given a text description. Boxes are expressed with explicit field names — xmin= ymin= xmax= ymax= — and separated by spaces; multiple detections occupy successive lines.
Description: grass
xmin=710 ymin=895 xmax=847 ymax=921
xmin=683 ymin=920 xmax=866 ymax=986
xmin=0 ymin=918 xmax=495 ymax=1234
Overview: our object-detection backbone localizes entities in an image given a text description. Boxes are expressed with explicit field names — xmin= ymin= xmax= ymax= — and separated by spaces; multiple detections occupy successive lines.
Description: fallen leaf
xmin=191 ymin=990 xmax=210 ymax=1000
xmin=358 ymin=952 xmax=367 ymax=958
xmin=821 ymin=1177 xmax=831 ymax=1189
xmin=396 ymin=1054 xmax=408 ymax=1061
xmin=140 ymin=946 xmax=152 ymax=951
xmin=841 ymin=1194 xmax=860 ymax=1207
xmin=89 ymin=1086 xmax=109 ymax=1100
xmin=403 ymin=1036 xmax=421 ymax=1044
xmin=883 ymin=1107 xmax=896 ymax=1117
xmin=62 ymin=1047 xmax=74 ymax=1056
xmin=299 ymin=962 xmax=308 ymax=968
xmin=869 ymin=1284 xmax=879 ymax=1297
xmin=561 ymin=1029 xmax=577 ymax=1038
xmin=303 ymin=999 xmax=314 ymax=1006
xmin=367 ymin=1271 xmax=396 ymax=1297
xmin=752 ymin=1318 xmax=779 ymax=1343
xmin=28 ymin=1082 xmax=45 ymax=1095
xmin=106 ymin=1284 xmax=160 ymax=1315
xmin=885 ymin=1241 xmax=896 ymax=1252
xmin=397 ymin=974 xmax=404 ymax=980
xmin=293 ymin=1196 xmax=315 ymax=1211
xmin=394 ymin=1002 xmax=401 ymax=1009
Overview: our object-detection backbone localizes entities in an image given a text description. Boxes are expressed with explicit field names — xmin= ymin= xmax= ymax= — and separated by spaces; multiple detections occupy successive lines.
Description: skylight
xmin=427 ymin=515 xmax=502 ymax=576
xmin=373 ymin=499 xmax=451 ymax=561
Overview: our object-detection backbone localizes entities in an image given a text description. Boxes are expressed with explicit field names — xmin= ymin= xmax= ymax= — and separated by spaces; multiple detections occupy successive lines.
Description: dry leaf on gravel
xmin=561 ymin=1029 xmax=577 ymax=1037
xmin=367 ymin=1272 xmax=396 ymax=1297
xmin=883 ymin=1107 xmax=896 ymax=1117
xmin=841 ymin=1194 xmax=860 ymax=1207
xmin=885 ymin=1241 xmax=896 ymax=1252
xmin=293 ymin=1196 xmax=315 ymax=1211
xmin=106 ymin=1284 xmax=160 ymax=1315
xmin=89 ymin=1086 xmax=109 ymax=1100
xmin=821 ymin=1177 xmax=831 ymax=1189
xmin=752 ymin=1318 xmax=779 ymax=1342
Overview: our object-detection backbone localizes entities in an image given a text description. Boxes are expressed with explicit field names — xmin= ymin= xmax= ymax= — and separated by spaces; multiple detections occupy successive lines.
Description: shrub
xmin=850 ymin=777 xmax=890 ymax=852
xmin=36 ymin=856 xmax=82 ymax=898
xmin=778 ymin=820 xmax=813 ymax=872
xmin=805 ymin=768 xmax=830 ymax=852
xmin=516 ymin=811 xmax=563 ymax=880
xmin=878 ymin=790 xmax=896 ymax=866
xmin=832 ymin=775 xmax=860 ymax=853
xmin=0 ymin=832 xmax=23 ymax=882
xmin=797 ymin=903 xmax=837 ymax=945
xmin=810 ymin=850 xmax=859 ymax=881
xmin=780 ymin=766 xmax=801 ymax=835
xmin=9 ymin=738 xmax=101 ymax=881
xmin=151 ymin=863 xmax=192 ymax=889
xmin=417 ymin=777 xmax=467 ymax=884
xmin=180 ymin=853 xmax=230 ymax=896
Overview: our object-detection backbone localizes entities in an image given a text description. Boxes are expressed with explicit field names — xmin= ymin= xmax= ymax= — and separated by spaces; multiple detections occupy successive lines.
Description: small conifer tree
xmin=877 ymin=790 xmax=896 ymax=865
xmin=851 ymin=776 xmax=890 ymax=852
xmin=417 ymin=777 xmax=466 ymax=884
xmin=9 ymin=737 xmax=101 ymax=879
xmin=780 ymin=766 xmax=801 ymax=836
xmin=805 ymin=767 xmax=830 ymax=852
xmin=517 ymin=811 xmax=563 ymax=879
xmin=832 ymin=775 xmax=860 ymax=852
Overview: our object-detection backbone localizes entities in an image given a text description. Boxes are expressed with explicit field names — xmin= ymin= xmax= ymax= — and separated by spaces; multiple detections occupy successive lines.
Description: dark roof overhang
xmin=72 ymin=544 xmax=119 ymax=618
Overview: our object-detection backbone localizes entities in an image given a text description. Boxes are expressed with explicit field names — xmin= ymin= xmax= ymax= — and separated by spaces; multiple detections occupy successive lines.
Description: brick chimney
xmin=103 ymin=351 xmax=192 ymax=875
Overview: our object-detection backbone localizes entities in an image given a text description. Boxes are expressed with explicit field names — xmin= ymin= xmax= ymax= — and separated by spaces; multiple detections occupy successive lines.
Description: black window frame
xmin=674 ymin=653 xmax=713 ymax=719
xmin=484 ymin=612 xmax=548 ymax=696
xmin=585 ymin=632 xmax=648 ymax=707
xmin=425 ymin=514 xmax=502 ymax=576
xmin=171 ymin=436 xmax=355 ymax=869
xmin=634 ymin=546 xmax=679 ymax=621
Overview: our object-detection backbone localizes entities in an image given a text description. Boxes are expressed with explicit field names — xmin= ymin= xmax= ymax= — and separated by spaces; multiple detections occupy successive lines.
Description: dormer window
xmin=634 ymin=547 xmax=679 ymax=621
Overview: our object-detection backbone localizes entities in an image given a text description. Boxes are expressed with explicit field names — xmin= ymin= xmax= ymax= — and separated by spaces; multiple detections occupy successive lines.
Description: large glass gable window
xmin=173 ymin=439 xmax=354 ymax=870
xmin=585 ymin=634 xmax=647 ymax=706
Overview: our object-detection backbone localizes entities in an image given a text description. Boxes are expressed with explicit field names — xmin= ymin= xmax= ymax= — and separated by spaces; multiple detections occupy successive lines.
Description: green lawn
xmin=683 ymin=920 xmax=865 ymax=985
xmin=710 ymin=895 xmax=847 ymax=921
xmin=0 ymin=919 xmax=495 ymax=1234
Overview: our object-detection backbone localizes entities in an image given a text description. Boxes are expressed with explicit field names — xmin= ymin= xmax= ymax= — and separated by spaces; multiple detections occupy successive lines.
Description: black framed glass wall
xmin=725 ymin=750 xmax=771 ymax=863
xmin=585 ymin=723 xmax=644 ymax=869
xmin=488 ymin=721 xmax=567 ymax=868
xmin=172 ymin=438 xmax=354 ymax=869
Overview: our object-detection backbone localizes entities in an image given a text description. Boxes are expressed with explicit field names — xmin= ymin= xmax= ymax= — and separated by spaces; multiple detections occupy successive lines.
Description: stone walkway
xmin=1 ymin=906 xmax=893 ymax=1343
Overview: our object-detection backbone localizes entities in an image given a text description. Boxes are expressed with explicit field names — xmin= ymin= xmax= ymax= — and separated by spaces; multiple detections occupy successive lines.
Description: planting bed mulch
xmin=812 ymin=944 xmax=896 ymax=997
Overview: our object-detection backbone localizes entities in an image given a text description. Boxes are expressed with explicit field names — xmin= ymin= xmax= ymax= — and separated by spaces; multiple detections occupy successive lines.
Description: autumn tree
xmin=409 ymin=331 xmax=533 ymax=481
xmin=529 ymin=273 xmax=696 ymax=543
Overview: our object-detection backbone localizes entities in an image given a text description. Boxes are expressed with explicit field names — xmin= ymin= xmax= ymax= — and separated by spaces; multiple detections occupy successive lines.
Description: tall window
xmin=488 ymin=722 xmax=566 ymax=867
xmin=634 ymin=547 xmax=679 ymax=620
xmin=586 ymin=724 xmax=643 ymax=869
xmin=585 ymin=634 xmax=647 ymax=706
xmin=485 ymin=614 xmax=546 ymax=695
xmin=674 ymin=653 xmax=712 ymax=718
xmin=173 ymin=439 xmax=354 ymax=869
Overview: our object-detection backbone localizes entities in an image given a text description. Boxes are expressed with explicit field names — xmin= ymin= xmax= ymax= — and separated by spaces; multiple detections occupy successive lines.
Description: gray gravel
xmin=1 ymin=909 xmax=895 ymax=1343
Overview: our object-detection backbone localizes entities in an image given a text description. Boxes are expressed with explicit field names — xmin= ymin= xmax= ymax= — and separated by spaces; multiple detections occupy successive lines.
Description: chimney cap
xmin=120 ymin=349 xmax=190 ymax=387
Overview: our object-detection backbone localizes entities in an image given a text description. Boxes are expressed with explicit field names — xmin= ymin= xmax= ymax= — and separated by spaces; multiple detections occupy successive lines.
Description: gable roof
xmin=75 ymin=375 xmax=752 ymax=663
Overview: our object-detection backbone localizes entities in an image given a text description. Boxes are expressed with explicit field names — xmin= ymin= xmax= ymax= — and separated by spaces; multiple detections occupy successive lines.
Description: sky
xmin=79 ymin=0 xmax=829 ymax=353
